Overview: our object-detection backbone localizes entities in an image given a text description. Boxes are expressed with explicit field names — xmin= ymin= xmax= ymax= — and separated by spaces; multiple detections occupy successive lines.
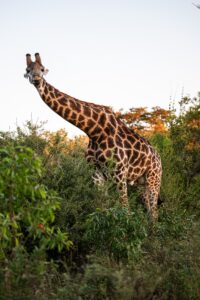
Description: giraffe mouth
xmin=32 ymin=75 xmax=42 ymax=85
xmin=33 ymin=79 xmax=40 ymax=86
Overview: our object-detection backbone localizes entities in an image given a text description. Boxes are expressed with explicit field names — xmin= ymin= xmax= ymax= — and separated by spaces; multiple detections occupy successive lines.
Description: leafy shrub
xmin=182 ymin=174 xmax=200 ymax=215
xmin=0 ymin=99 xmax=200 ymax=300
xmin=170 ymin=95 xmax=200 ymax=185
xmin=0 ymin=247 xmax=58 ymax=300
xmin=0 ymin=145 xmax=72 ymax=258
xmin=79 ymin=261 xmax=118 ymax=300
xmin=85 ymin=206 xmax=148 ymax=261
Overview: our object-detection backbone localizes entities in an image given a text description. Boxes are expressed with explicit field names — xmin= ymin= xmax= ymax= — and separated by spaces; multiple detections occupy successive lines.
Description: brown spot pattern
xmin=33 ymin=75 xmax=162 ymax=221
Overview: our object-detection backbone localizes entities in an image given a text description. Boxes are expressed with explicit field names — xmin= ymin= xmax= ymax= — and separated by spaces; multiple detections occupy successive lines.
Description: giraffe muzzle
xmin=31 ymin=74 xmax=42 ymax=85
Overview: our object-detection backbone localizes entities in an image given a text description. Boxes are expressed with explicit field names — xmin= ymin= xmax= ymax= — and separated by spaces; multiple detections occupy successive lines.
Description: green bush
xmin=0 ymin=145 xmax=72 ymax=258
xmin=0 ymin=247 xmax=58 ymax=300
xmin=85 ymin=206 xmax=147 ymax=261
xmin=0 ymin=100 xmax=199 ymax=300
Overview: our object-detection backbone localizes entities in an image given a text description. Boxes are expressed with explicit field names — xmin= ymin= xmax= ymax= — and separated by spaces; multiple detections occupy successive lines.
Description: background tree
xmin=116 ymin=106 xmax=172 ymax=137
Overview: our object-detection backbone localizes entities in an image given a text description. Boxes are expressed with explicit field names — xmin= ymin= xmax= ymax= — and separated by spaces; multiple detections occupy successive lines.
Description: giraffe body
xmin=25 ymin=53 xmax=162 ymax=220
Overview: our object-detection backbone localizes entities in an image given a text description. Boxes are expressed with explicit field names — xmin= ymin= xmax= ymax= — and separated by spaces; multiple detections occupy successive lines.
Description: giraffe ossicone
xmin=25 ymin=53 xmax=162 ymax=221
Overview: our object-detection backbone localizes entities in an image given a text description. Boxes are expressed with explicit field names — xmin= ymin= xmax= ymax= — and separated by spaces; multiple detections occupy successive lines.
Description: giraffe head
xmin=24 ymin=53 xmax=49 ymax=85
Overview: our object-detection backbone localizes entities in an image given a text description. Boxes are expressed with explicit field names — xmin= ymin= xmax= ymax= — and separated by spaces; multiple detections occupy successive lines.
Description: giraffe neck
xmin=34 ymin=79 xmax=113 ymax=137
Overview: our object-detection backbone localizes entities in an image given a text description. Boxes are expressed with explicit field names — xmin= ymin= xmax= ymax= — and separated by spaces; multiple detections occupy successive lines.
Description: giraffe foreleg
xmin=118 ymin=179 xmax=129 ymax=208
xmin=114 ymin=166 xmax=129 ymax=209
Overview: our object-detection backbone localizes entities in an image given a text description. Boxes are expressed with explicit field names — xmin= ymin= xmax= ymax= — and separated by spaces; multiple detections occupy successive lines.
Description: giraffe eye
xmin=26 ymin=68 xmax=30 ymax=73
xmin=41 ymin=68 xmax=44 ymax=72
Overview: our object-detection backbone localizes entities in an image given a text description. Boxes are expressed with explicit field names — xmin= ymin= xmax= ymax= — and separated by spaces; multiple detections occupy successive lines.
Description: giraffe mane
xmin=81 ymin=100 xmax=113 ymax=113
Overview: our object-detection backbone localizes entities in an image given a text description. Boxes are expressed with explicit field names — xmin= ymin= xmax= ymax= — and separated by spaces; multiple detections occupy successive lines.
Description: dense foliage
xmin=0 ymin=95 xmax=199 ymax=299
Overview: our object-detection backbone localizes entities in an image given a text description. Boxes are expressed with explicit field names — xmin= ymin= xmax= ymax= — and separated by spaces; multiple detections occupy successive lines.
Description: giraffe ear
xmin=35 ymin=53 xmax=42 ymax=64
xmin=26 ymin=54 xmax=32 ymax=66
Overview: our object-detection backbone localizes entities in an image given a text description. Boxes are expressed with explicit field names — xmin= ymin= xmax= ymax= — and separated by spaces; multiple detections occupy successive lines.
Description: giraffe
xmin=24 ymin=53 xmax=162 ymax=221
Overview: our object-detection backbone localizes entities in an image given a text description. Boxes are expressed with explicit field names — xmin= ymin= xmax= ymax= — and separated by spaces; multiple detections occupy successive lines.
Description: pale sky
xmin=0 ymin=0 xmax=200 ymax=136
